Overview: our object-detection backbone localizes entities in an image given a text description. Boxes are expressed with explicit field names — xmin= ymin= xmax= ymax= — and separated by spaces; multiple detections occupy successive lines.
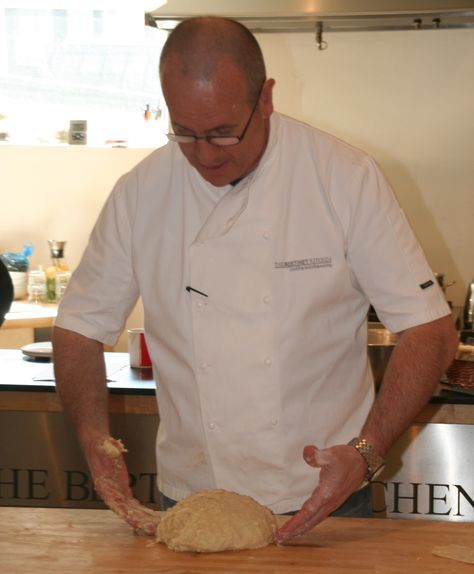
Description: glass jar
xmin=27 ymin=268 xmax=47 ymax=303
xmin=55 ymin=270 xmax=71 ymax=302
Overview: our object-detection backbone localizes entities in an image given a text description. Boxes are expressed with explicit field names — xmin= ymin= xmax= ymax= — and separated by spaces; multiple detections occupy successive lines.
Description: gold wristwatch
xmin=348 ymin=437 xmax=385 ymax=482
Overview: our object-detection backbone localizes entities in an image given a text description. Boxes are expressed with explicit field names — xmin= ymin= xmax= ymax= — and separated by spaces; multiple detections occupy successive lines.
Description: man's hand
xmin=87 ymin=435 xmax=159 ymax=535
xmin=276 ymin=316 xmax=458 ymax=545
xmin=275 ymin=443 xmax=366 ymax=544
xmin=53 ymin=329 xmax=159 ymax=535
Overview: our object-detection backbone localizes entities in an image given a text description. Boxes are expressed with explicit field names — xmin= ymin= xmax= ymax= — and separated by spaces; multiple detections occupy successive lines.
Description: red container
xmin=127 ymin=328 xmax=151 ymax=369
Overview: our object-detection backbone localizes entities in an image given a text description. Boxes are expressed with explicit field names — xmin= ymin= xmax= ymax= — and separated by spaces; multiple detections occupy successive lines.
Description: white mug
xmin=128 ymin=328 xmax=152 ymax=369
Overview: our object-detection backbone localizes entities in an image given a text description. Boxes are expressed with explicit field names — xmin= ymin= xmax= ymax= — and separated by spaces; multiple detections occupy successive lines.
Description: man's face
xmin=163 ymin=68 xmax=274 ymax=187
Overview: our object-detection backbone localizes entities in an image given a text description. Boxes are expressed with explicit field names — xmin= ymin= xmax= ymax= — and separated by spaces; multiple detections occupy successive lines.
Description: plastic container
xmin=0 ymin=246 xmax=33 ymax=300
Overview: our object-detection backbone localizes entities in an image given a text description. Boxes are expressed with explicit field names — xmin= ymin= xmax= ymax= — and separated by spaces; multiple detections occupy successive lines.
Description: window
xmin=0 ymin=1 xmax=168 ymax=147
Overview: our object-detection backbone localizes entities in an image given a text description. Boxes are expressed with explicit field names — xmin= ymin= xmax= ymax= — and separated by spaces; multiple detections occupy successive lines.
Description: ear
xmin=259 ymin=78 xmax=275 ymax=119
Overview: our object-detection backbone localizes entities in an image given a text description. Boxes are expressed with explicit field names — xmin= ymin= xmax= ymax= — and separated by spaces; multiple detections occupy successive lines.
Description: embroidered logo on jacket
xmin=274 ymin=257 xmax=332 ymax=271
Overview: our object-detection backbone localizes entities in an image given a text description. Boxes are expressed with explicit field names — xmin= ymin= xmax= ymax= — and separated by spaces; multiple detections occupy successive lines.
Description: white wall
xmin=1 ymin=28 xmax=472 ymax=350
xmin=0 ymin=146 xmax=150 ymax=350
xmin=258 ymin=28 xmax=473 ymax=309
xmin=0 ymin=146 xmax=151 ymax=270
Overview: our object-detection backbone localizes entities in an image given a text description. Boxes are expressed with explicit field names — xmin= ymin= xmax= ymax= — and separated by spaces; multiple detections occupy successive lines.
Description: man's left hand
xmin=275 ymin=443 xmax=366 ymax=544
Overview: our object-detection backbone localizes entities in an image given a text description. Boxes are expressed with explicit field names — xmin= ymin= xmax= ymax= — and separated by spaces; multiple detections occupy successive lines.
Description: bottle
xmin=27 ymin=266 xmax=47 ymax=303
xmin=46 ymin=240 xmax=70 ymax=303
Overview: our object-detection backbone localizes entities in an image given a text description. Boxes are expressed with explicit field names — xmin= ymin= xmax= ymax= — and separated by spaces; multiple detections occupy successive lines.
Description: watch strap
xmin=348 ymin=437 xmax=385 ymax=481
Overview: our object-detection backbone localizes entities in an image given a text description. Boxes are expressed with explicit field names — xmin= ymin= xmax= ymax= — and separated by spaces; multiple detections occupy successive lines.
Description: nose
xmin=193 ymin=139 xmax=223 ymax=165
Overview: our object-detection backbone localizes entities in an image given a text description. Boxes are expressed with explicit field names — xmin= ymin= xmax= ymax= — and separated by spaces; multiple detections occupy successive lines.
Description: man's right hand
xmin=53 ymin=329 xmax=159 ymax=535
xmin=87 ymin=435 xmax=159 ymax=535
xmin=53 ymin=326 xmax=159 ymax=534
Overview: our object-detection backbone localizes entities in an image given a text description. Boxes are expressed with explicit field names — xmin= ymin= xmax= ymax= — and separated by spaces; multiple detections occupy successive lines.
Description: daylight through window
xmin=0 ymin=1 xmax=168 ymax=147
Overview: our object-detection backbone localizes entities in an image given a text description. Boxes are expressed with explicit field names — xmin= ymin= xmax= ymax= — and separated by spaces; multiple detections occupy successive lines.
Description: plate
xmin=21 ymin=341 xmax=53 ymax=359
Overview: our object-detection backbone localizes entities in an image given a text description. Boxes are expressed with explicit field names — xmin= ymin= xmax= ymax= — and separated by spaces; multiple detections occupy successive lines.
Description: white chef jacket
xmin=56 ymin=112 xmax=450 ymax=514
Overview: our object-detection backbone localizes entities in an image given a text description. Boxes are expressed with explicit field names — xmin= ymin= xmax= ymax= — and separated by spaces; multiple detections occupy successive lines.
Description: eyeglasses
xmin=166 ymin=86 xmax=262 ymax=147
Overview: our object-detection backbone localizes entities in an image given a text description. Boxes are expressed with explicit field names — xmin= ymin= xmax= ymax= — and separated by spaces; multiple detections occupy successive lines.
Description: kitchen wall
xmin=1 ymin=146 xmax=150 ymax=350
xmin=1 ymin=27 xmax=472 ymax=350
xmin=259 ymin=28 xmax=473 ymax=310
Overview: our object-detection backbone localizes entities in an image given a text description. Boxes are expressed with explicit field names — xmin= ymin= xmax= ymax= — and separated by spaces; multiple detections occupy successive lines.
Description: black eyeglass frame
xmin=166 ymin=83 xmax=264 ymax=147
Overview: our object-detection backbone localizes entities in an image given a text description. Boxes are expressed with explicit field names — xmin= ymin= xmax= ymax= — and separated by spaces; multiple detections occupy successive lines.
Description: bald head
xmin=159 ymin=17 xmax=266 ymax=103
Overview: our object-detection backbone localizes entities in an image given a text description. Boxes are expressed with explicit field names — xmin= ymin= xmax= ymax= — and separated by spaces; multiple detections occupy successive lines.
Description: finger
xmin=303 ymin=444 xmax=318 ymax=466
xmin=275 ymin=503 xmax=328 ymax=544
xmin=124 ymin=503 xmax=159 ymax=535
xmin=275 ymin=490 xmax=328 ymax=543
xmin=303 ymin=445 xmax=334 ymax=469
xmin=95 ymin=477 xmax=159 ymax=534
xmin=122 ymin=499 xmax=159 ymax=535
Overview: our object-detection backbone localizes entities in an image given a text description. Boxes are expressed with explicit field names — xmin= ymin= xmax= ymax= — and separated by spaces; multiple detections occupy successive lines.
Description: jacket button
xmin=263 ymin=295 xmax=271 ymax=304
xmin=262 ymin=230 xmax=270 ymax=240
xmin=208 ymin=422 xmax=216 ymax=430
xmin=264 ymin=357 xmax=272 ymax=366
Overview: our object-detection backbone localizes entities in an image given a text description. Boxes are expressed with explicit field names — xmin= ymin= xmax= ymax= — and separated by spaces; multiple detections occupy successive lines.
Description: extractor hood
xmin=146 ymin=0 xmax=474 ymax=34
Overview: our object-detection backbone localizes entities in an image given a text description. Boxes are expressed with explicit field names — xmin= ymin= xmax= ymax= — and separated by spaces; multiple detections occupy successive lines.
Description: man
xmin=53 ymin=17 xmax=458 ymax=543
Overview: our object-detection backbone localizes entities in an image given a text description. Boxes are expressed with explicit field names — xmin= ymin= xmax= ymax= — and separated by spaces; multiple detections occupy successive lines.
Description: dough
xmin=97 ymin=437 xmax=127 ymax=458
xmin=156 ymin=489 xmax=277 ymax=552
xmin=432 ymin=544 xmax=474 ymax=565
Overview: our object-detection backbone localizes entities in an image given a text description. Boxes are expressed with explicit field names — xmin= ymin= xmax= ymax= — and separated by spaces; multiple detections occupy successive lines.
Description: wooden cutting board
xmin=0 ymin=507 xmax=473 ymax=573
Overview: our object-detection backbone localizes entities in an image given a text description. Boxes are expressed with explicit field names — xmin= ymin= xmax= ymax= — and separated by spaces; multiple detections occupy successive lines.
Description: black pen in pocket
xmin=186 ymin=286 xmax=208 ymax=297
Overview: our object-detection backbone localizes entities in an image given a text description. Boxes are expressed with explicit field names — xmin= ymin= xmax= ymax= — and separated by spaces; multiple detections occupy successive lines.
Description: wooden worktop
xmin=0 ymin=507 xmax=472 ymax=573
